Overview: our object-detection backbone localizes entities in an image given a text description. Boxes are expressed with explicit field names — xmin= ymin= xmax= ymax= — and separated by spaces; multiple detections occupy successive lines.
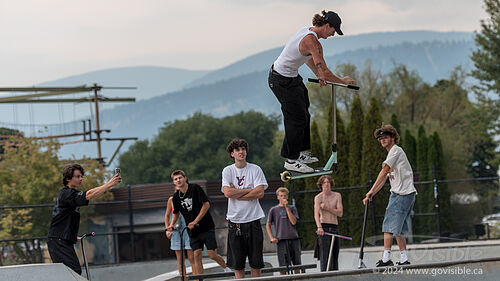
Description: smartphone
xmin=115 ymin=168 xmax=121 ymax=175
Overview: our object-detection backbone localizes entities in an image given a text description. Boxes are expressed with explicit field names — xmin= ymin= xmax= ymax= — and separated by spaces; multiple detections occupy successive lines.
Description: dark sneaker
xmin=376 ymin=259 xmax=394 ymax=267
xmin=396 ymin=260 xmax=410 ymax=265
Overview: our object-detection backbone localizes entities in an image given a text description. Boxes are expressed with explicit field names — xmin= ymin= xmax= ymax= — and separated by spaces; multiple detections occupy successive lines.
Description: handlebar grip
xmin=308 ymin=78 xmax=360 ymax=90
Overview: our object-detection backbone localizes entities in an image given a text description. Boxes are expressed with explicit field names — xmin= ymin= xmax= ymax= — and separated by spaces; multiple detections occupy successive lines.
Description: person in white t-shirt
xmin=221 ymin=138 xmax=268 ymax=278
xmin=268 ymin=10 xmax=355 ymax=173
xmin=363 ymin=124 xmax=417 ymax=267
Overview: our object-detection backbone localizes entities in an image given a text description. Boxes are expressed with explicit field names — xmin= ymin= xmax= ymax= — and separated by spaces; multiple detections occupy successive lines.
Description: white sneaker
xmin=298 ymin=151 xmax=319 ymax=163
xmin=284 ymin=160 xmax=314 ymax=173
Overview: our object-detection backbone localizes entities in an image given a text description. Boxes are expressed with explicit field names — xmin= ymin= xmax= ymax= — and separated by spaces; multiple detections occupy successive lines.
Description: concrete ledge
xmin=239 ymin=257 xmax=500 ymax=281
xmin=0 ymin=263 xmax=88 ymax=281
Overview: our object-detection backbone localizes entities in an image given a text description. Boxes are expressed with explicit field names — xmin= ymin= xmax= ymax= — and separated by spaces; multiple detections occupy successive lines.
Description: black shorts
xmin=226 ymin=219 xmax=264 ymax=270
xmin=190 ymin=229 xmax=218 ymax=251
xmin=47 ymin=238 xmax=82 ymax=275
xmin=277 ymin=239 xmax=302 ymax=267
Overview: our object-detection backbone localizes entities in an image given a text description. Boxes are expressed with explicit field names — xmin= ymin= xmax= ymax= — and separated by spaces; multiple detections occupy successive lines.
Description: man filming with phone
xmin=47 ymin=164 xmax=121 ymax=275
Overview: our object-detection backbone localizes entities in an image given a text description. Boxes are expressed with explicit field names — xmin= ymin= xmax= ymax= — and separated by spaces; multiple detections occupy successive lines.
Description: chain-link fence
xmin=1 ymin=175 xmax=498 ymax=267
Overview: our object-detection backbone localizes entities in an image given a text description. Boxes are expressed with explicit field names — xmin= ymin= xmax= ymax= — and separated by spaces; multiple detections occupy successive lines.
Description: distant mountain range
xmin=0 ymin=30 xmax=477 ymax=164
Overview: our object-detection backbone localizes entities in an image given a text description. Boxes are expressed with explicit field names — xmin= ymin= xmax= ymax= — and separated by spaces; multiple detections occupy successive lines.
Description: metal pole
xmin=331 ymin=85 xmax=337 ymax=152
xmin=93 ymin=84 xmax=102 ymax=164
xmin=290 ymin=180 xmax=295 ymax=206
xmin=180 ymin=227 xmax=186 ymax=281
xmin=80 ymin=238 xmax=91 ymax=281
xmin=369 ymin=170 xmax=377 ymax=237
xmin=127 ymin=184 xmax=135 ymax=262
xmin=433 ymin=163 xmax=441 ymax=239
xmin=82 ymin=120 xmax=86 ymax=141
xmin=358 ymin=199 xmax=369 ymax=269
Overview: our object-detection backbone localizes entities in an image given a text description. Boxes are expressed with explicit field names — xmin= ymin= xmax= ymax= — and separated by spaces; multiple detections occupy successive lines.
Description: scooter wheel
xmin=332 ymin=164 xmax=339 ymax=173
xmin=280 ymin=171 xmax=291 ymax=182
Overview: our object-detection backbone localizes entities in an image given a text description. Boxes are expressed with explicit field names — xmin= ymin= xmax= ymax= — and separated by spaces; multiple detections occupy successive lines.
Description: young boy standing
xmin=266 ymin=187 xmax=302 ymax=274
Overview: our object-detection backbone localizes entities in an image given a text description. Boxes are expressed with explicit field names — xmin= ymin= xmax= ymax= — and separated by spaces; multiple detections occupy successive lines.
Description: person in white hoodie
xmin=268 ymin=10 xmax=355 ymax=173
xmin=363 ymin=124 xmax=417 ymax=267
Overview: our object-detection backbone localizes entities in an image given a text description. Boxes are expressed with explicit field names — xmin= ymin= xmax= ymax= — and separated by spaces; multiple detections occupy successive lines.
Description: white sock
xmin=400 ymin=250 xmax=408 ymax=262
xmin=382 ymin=249 xmax=391 ymax=263
xmin=286 ymin=159 xmax=297 ymax=163
xmin=223 ymin=267 xmax=232 ymax=272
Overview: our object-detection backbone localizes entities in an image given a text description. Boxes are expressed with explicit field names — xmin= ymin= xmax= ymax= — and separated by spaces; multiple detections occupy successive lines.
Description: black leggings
xmin=318 ymin=223 xmax=340 ymax=271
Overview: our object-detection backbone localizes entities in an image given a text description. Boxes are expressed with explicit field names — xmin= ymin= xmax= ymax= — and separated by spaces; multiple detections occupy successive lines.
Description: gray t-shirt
xmin=267 ymin=205 xmax=299 ymax=240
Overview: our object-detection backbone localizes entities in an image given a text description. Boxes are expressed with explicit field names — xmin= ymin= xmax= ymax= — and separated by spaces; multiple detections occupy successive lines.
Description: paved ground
xmin=2 ymin=240 xmax=499 ymax=281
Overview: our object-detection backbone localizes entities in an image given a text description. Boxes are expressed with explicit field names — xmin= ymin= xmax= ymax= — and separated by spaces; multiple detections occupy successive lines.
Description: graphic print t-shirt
xmin=383 ymin=145 xmax=417 ymax=195
xmin=172 ymin=183 xmax=215 ymax=234
xmin=221 ymin=163 xmax=268 ymax=223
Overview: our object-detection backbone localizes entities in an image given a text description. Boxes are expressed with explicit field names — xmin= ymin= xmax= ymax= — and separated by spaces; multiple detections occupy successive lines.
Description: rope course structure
xmin=0 ymin=84 xmax=138 ymax=166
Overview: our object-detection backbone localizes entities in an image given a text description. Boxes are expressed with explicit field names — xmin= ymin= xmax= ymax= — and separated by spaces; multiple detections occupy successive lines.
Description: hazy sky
xmin=0 ymin=0 xmax=487 ymax=85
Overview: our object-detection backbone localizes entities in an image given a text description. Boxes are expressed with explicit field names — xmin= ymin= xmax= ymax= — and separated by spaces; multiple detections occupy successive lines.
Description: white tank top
xmin=273 ymin=27 xmax=318 ymax=77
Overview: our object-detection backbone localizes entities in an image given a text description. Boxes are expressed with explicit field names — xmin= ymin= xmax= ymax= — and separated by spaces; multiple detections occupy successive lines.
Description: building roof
xmin=95 ymin=178 xmax=284 ymax=214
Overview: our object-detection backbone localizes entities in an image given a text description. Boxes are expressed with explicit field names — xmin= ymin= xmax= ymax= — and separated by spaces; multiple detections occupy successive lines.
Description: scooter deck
xmin=280 ymin=169 xmax=333 ymax=182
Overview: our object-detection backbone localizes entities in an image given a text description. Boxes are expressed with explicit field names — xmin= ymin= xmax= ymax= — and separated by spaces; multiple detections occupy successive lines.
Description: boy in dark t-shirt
xmin=47 ymin=164 xmax=121 ymax=275
xmin=266 ymin=187 xmax=302 ymax=274
xmin=168 ymin=170 xmax=230 ymax=275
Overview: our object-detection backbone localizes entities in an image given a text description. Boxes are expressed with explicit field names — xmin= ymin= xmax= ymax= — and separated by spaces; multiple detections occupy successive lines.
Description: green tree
xmin=390 ymin=113 xmax=401 ymax=143
xmin=297 ymin=121 xmax=323 ymax=249
xmin=0 ymin=128 xmax=23 ymax=155
xmin=471 ymin=0 xmax=500 ymax=99
xmin=402 ymin=129 xmax=417 ymax=169
xmin=0 ymin=138 xmax=107 ymax=265
xmin=414 ymin=125 xmax=433 ymax=236
xmin=428 ymin=132 xmax=453 ymax=233
xmin=118 ymin=111 xmax=282 ymax=184
xmin=359 ymin=97 xmax=387 ymax=241
xmin=348 ymin=96 xmax=364 ymax=186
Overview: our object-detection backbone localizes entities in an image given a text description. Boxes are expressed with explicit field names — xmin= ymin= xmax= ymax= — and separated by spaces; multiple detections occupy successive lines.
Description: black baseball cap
xmin=376 ymin=130 xmax=394 ymax=139
xmin=324 ymin=11 xmax=343 ymax=35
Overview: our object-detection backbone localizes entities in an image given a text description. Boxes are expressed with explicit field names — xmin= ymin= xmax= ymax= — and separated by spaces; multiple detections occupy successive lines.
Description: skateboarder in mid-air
xmin=269 ymin=10 xmax=355 ymax=173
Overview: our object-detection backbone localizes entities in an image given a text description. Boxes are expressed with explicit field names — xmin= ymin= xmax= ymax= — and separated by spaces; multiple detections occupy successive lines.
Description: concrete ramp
xmin=240 ymin=257 xmax=500 ymax=281
xmin=0 ymin=263 xmax=88 ymax=281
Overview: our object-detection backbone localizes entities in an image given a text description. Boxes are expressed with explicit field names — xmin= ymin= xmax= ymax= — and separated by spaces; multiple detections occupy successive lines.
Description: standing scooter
xmin=79 ymin=232 xmax=95 ymax=281
xmin=358 ymin=197 xmax=371 ymax=269
xmin=280 ymin=78 xmax=360 ymax=182
xmin=322 ymin=232 xmax=352 ymax=271
xmin=179 ymin=226 xmax=189 ymax=281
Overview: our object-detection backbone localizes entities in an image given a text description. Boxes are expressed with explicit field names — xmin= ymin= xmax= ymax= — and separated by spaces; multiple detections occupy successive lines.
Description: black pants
xmin=318 ymin=223 xmax=340 ymax=271
xmin=226 ymin=220 xmax=264 ymax=270
xmin=47 ymin=238 xmax=82 ymax=275
xmin=268 ymin=66 xmax=311 ymax=160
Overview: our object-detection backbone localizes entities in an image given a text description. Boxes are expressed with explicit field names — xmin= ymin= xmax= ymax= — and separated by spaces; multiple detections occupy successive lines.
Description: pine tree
xmin=403 ymin=129 xmax=417 ymax=169
xmin=428 ymin=132 xmax=453 ymax=233
xmin=326 ymin=104 xmax=352 ymax=243
xmin=311 ymin=120 xmax=325 ymax=166
xmin=414 ymin=125 xmax=432 ymax=237
xmin=359 ymin=97 xmax=387 ymax=240
xmin=390 ymin=113 xmax=402 ymax=144
xmin=471 ymin=0 xmax=500 ymax=97
xmin=295 ymin=120 xmax=323 ymax=249
xmin=348 ymin=96 xmax=364 ymax=186
xmin=346 ymin=96 xmax=364 ymax=245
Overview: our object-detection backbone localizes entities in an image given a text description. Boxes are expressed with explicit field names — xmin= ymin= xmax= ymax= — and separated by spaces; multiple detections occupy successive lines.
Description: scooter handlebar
xmin=79 ymin=232 xmax=95 ymax=239
xmin=307 ymin=78 xmax=360 ymax=90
